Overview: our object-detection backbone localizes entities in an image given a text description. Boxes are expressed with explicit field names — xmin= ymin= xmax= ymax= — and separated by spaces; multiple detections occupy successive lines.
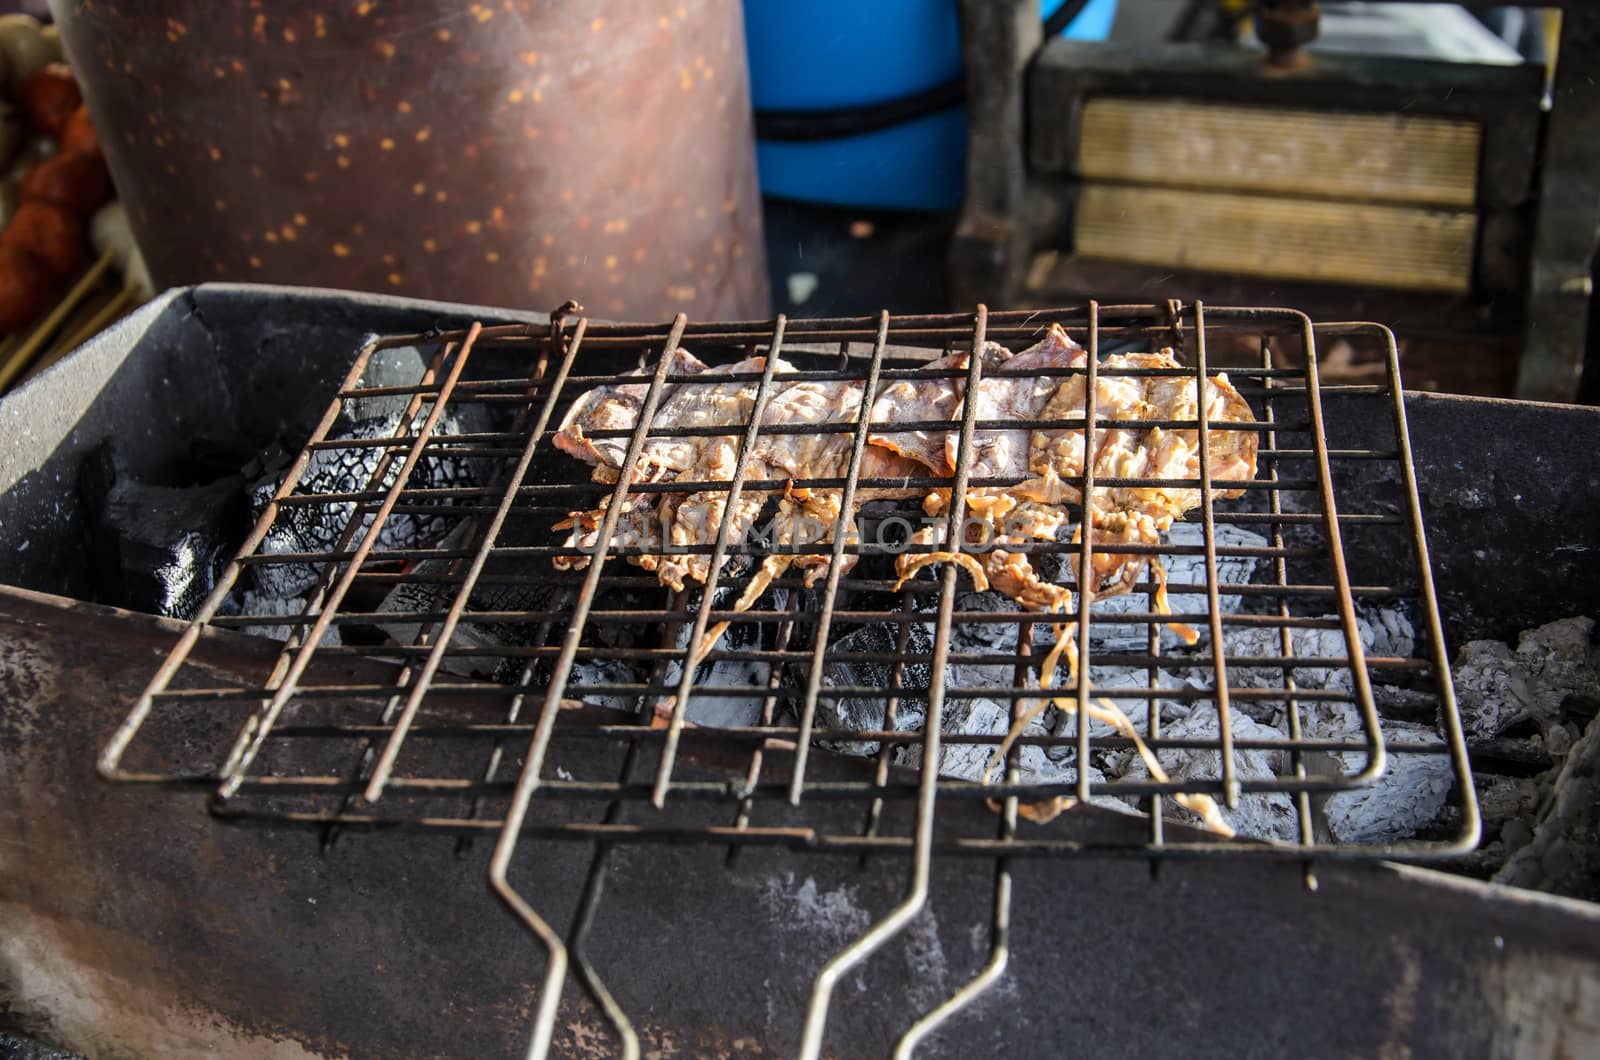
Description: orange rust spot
xmin=314 ymin=14 xmax=327 ymax=37
xmin=521 ymin=50 xmax=538 ymax=66
xmin=249 ymin=255 xmax=263 ymax=268
xmin=437 ymin=28 xmax=452 ymax=41
xmin=357 ymin=1 xmax=373 ymax=15
xmin=591 ymin=16 xmax=605 ymax=30
xmin=566 ymin=254 xmax=579 ymax=267
xmin=353 ymin=222 xmax=367 ymax=235
xmin=703 ymin=65 xmax=715 ymax=81
xmin=382 ymin=252 xmax=397 ymax=266
xmin=560 ymin=189 xmax=574 ymax=203
xmin=388 ymin=271 xmax=402 ymax=285
xmin=412 ymin=181 xmax=426 ymax=195
xmin=678 ymin=68 xmax=692 ymax=92
xmin=489 ymin=206 xmax=506 ymax=224
xmin=658 ymin=15 xmax=669 ymax=28
xmin=435 ymin=190 xmax=449 ymax=203
xmin=283 ymin=27 xmax=296 ymax=42
xmin=294 ymin=213 xmax=309 ymax=226
xmin=232 ymin=58 xmax=246 ymax=73
xmin=632 ymin=248 xmax=647 ymax=263
xmin=208 ymin=145 xmax=222 ymax=161
xmin=264 ymin=231 xmax=280 ymax=243
xmin=213 ymin=66 xmax=227 ymax=79
xmin=603 ymin=218 xmax=628 ymax=234
xmin=524 ymin=126 xmax=541 ymax=139
xmin=376 ymin=40 xmax=396 ymax=59
xmin=507 ymin=88 xmax=524 ymax=103
xmin=213 ymin=199 xmax=226 ymax=211
xmin=531 ymin=89 xmax=543 ymax=103
xmin=337 ymin=155 xmax=351 ymax=168
xmin=542 ymin=233 xmax=555 ymax=246
xmin=465 ymin=220 xmax=483 ymax=235
xmin=423 ymin=238 xmax=438 ymax=252
xmin=532 ymin=256 xmax=547 ymax=276
xmin=278 ymin=77 xmax=292 ymax=91
xmin=415 ymin=126 xmax=431 ymax=143
xmin=333 ymin=132 xmax=350 ymax=148
xmin=251 ymin=164 xmax=265 ymax=178
xmin=280 ymin=225 xmax=298 ymax=242
xmin=332 ymin=243 xmax=351 ymax=257
xmin=380 ymin=137 xmax=395 ymax=150
xmin=666 ymin=284 xmax=696 ymax=301
xmin=576 ymin=215 xmax=591 ymax=231
xmin=305 ymin=170 xmax=319 ymax=183
xmin=397 ymin=100 xmax=413 ymax=114
xmin=485 ymin=250 xmax=500 ymax=263
xmin=676 ymin=5 xmax=687 ymax=19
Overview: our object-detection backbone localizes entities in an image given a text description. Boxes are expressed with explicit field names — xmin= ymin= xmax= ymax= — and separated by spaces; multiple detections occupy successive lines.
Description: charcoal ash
xmin=225 ymin=590 xmax=342 ymax=647
xmin=372 ymin=517 xmax=573 ymax=681
xmin=1057 ymin=522 xmax=1271 ymax=653
xmin=77 ymin=440 xmax=250 ymax=619
xmin=1302 ymin=702 xmax=1452 ymax=845
xmin=662 ymin=579 xmax=799 ymax=728
xmin=1439 ymin=616 xmax=1600 ymax=886
xmin=249 ymin=407 xmax=488 ymax=600
xmin=1168 ymin=603 xmax=1418 ymax=724
xmin=1453 ymin=617 xmax=1598 ymax=745
xmin=895 ymin=694 xmax=1113 ymax=797
xmin=1105 ymin=705 xmax=1302 ymax=841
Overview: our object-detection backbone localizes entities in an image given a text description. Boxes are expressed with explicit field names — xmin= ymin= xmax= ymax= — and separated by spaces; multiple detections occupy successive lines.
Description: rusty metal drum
xmin=49 ymin=0 xmax=769 ymax=320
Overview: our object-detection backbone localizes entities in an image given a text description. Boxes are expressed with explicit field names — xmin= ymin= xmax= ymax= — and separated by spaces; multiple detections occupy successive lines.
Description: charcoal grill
xmin=91 ymin=300 xmax=1477 ymax=1057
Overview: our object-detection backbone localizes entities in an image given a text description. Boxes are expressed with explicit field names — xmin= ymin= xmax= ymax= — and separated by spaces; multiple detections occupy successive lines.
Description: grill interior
xmin=96 ymin=302 xmax=1479 ymax=1055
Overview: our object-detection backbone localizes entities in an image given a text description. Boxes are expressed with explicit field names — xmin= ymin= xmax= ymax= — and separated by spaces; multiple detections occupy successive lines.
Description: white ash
xmin=659 ymin=584 xmax=790 ymax=728
xmin=1104 ymin=705 xmax=1301 ymax=841
xmin=233 ymin=591 xmax=341 ymax=647
xmin=894 ymin=695 xmax=1122 ymax=810
xmin=819 ymin=593 xmax=1168 ymax=756
xmin=249 ymin=406 xmax=488 ymax=601
xmin=1054 ymin=522 xmax=1270 ymax=653
xmin=1302 ymin=702 xmax=1453 ymax=845
xmin=1454 ymin=616 xmax=1599 ymax=744
xmin=1168 ymin=604 xmax=1417 ymax=722
xmin=565 ymin=658 xmax=647 ymax=713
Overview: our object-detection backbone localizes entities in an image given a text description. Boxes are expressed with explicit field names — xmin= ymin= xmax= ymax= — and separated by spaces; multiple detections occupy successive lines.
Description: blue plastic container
xmin=745 ymin=0 xmax=1118 ymax=211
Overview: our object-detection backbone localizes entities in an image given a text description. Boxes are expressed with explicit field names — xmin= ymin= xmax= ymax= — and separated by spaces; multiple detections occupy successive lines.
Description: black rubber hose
xmin=753 ymin=0 xmax=1093 ymax=143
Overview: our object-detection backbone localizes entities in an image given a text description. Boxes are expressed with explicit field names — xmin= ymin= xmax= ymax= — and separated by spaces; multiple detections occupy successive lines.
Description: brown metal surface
xmin=5 ymin=588 xmax=1597 ymax=1060
xmin=50 ymin=0 xmax=769 ymax=321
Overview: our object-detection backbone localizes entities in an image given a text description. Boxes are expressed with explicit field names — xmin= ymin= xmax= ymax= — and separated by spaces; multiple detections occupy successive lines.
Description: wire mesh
xmin=96 ymin=301 xmax=1478 ymax=1056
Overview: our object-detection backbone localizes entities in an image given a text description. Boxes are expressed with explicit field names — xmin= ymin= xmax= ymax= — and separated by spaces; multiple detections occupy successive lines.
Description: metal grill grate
xmin=98 ymin=302 xmax=1478 ymax=1057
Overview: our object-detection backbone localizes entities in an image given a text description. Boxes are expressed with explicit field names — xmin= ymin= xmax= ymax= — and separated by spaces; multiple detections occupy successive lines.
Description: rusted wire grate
xmin=98 ymin=302 xmax=1477 ymax=1058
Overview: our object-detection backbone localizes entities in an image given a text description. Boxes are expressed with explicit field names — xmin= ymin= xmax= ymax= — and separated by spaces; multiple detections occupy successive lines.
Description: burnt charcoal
xmin=1454 ymin=617 xmax=1600 ymax=743
xmin=78 ymin=442 xmax=247 ymax=619
xmin=249 ymin=411 xmax=487 ymax=599
xmin=661 ymin=580 xmax=793 ymax=727
xmin=1107 ymin=706 xmax=1302 ymax=841
xmin=373 ymin=517 xmax=570 ymax=682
